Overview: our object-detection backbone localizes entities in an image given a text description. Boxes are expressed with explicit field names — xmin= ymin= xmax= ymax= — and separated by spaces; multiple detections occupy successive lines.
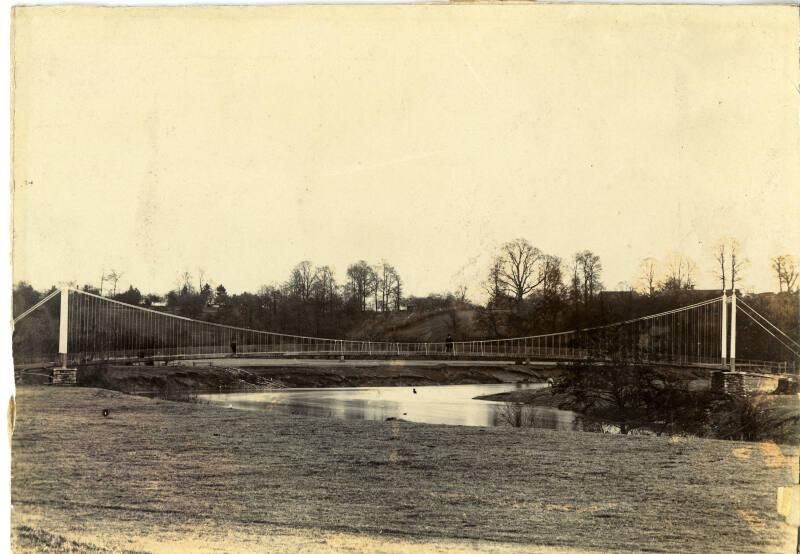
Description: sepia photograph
xmin=7 ymin=4 xmax=800 ymax=553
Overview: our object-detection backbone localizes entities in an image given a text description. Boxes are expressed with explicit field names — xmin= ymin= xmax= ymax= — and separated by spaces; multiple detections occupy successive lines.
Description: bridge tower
xmin=58 ymin=286 xmax=68 ymax=367
xmin=721 ymin=290 xmax=727 ymax=368
xmin=720 ymin=290 xmax=738 ymax=371
xmin=53 ymin=287 xmax=77 ymax=385
xmin=729 ymin=291 xmax=737 ymax=372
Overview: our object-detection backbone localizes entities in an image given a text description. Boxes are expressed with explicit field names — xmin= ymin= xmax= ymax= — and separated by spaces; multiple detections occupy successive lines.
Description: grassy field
xmin=11 ymin=386 xmax=799 ymax=553
xmin=345 ymin=308 xmax=481 ymax=342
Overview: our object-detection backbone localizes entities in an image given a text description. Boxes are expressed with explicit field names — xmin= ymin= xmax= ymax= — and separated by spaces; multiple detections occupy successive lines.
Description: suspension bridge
xmin=12 ymin=287 xmax=800 ymax=379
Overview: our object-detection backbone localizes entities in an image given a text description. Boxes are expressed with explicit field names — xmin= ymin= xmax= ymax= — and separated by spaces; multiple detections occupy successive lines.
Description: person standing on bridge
xmin=230 ymin=336 xmax=238 ymax=357
xmin=445 ymin=334 xmax=454 ymax=354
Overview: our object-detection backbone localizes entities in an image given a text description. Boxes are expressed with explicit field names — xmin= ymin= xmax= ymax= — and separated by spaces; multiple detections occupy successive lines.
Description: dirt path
xmin=11 ymin=387 xmax=798 ymax=553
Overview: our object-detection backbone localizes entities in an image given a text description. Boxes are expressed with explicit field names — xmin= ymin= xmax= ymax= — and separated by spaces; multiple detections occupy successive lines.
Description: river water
xmin=197 ymin=383 xmax=581 ymax=429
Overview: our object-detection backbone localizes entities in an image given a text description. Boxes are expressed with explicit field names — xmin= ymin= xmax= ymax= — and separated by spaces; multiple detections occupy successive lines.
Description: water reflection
xmin=198 ymin=383 xmax=581 ymax=430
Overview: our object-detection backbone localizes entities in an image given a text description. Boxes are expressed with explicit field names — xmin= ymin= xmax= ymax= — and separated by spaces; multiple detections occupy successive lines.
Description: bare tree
xmin=378 ymin=262 xmax=390 ymax=310
xmin=483 ymin=256 xmax=508 ymax=307
xmin=712 ymin=237 xmax=746 ymax=291
xmin=388 ymin=266 xmax=400 ymax=310
xmin=574 ymin=250 xmax=603 ymax=302
xmin=713 ymin=241 xmax=727 ymax=291
xmin=638 ymin=257 xmax=658 ymax=296
xmin=375 ymin=261 xmax=401 ymax=312
xmin=107 ymin=269 xmax=124 ymax=296
xmin=772 ymin=255 xmax=788 ymax=292
xmin=662 ymin=253 xmax=695 ymax=291
xmin=289 ymin=261 xmax=318 ymax=303
xmin=346 ymin=260 xmax=375 ymax=311
xmin=684 ymin=258 xmax=697 ymax=290
xmin=197 ymin=268 xmax=207 ymax=292
xmin=729 ymin=241 xmax=746 ymax=291
xmin=371 ymin=264 xmax=381 ymax=311
xmin=541 ymin=255 xmax=563 ymax=297
xmin=495 ymin=238 xmax=547 ymax=302
xmin=569 ymin=259 xmax=581 ymax=307
xmin=664 ymin=253 xmax=684 ymax=288
xmin=392 ymin=275 xmax=403 ymax=310
xmin=258 ymin=284 xmax=281 ymax=315
xmin=772 ymin=255 xmax=799 ymax=293
xmin=312 ymin=265 xmax=338 ymax=312
xmin=177 ymin=270 xmax=195 ymax=294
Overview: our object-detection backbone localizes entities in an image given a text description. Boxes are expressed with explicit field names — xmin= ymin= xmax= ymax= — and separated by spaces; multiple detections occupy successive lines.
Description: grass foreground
xmin=11 ymin=386 xmax=800 ymax=553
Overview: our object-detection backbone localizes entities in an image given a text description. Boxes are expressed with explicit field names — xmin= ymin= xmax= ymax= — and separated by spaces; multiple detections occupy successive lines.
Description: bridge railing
xmin=12 ymin=287 xmax=800 ymax=375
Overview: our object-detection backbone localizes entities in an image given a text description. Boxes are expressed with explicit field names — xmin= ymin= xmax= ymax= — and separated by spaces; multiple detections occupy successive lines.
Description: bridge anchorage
xmin=12 ymin=287 xmax=799 ymax=385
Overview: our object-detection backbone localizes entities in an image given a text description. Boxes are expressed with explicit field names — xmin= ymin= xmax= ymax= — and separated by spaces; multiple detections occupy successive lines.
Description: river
xmin=197 ymin=383 xmax=581 ymax=429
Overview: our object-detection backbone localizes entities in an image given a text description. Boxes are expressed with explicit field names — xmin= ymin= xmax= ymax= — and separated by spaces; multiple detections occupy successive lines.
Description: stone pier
xmin=51 ymin=368 xmax=77 ymax=386
xmin=710 ymin=370 xmax=785 ymax=395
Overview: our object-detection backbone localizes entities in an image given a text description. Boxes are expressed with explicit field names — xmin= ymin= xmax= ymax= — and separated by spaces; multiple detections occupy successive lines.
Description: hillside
xmin=345 ymin=308 xmax=486 ymax=342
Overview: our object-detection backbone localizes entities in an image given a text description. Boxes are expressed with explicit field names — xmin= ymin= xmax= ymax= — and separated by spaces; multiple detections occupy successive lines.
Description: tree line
xmin=12 ymin=237 xmax=799 ymax=347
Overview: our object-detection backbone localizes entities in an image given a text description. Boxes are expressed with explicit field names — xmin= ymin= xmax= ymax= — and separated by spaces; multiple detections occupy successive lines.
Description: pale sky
xmin=12 ymin=5 xmax=800 ymax=300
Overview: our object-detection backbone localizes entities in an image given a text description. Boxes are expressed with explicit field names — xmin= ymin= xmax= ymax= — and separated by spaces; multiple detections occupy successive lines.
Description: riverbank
xmin=476 ymin=368 xmax=713 ymax=407
xmin=477 ymin=387 xmax=576 ymax=409
xmin=11 ymin=386 xmax=798 ymax=553
xmin=63 ymin=359 xmax=563 ymax=393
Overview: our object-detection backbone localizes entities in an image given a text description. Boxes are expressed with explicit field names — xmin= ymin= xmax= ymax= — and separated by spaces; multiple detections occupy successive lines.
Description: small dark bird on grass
xmin=412 ymin=388 xmax=417 ymax=394
xmin=102 ymin=409 xmax=109 ymax=417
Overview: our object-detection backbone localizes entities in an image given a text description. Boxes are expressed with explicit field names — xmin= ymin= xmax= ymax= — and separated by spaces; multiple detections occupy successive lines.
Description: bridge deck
xmin=14 ymin=352 xmax=797 ymax=379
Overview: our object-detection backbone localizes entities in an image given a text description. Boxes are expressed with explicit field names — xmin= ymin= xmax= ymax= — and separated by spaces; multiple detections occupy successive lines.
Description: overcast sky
xmin=12 ymin=5 xmax=799 ymax=300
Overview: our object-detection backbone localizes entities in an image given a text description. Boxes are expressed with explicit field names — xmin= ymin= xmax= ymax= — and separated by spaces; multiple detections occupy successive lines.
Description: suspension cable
xmin=736 ymin=307 xmax=800 ymax=357
xmin=579 ymin=296 xmax=720 ymax=333
xmin=12 ymin=289 xmax=61 ymax=325
xmin=57 ymin=288 xmax=735 ymax=358
xmin=736 ymin=297 xmax=800 ymax=350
